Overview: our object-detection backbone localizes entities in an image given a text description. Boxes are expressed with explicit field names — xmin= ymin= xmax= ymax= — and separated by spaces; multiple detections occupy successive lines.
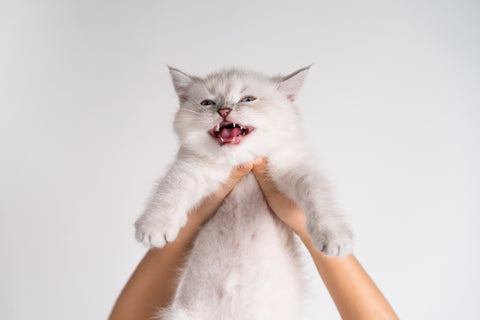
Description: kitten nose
xmin=218 ymin=108 xmax=232 ymax=117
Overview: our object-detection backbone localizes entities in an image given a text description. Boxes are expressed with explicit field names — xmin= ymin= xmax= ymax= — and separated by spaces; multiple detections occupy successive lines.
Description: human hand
xmin=252 ymin=157 xmax=310 ymax=240
xmin=189 ymin=162 xmax=254 ymax=225
xmin=110 ymin=163 xmax=254 ymax=320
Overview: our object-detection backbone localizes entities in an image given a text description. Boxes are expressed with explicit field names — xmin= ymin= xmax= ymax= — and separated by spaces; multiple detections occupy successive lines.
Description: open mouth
xmin=209 ymin=121 xmax=254 ymax=145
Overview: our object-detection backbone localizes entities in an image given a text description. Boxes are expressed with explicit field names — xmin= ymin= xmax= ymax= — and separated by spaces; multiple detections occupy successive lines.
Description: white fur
xmin=135 ymin=67 xmax=353 ymax=319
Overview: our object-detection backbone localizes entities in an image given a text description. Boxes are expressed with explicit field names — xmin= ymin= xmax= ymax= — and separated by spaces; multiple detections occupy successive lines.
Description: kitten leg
xmin=135 ymin=158 xmax=226 ymax=248
xmin=268 ymin=156 xmax=353 ymax=257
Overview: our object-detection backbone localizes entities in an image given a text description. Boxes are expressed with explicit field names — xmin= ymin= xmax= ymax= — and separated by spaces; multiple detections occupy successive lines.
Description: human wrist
xmin=293 ymin=226 xmax=311 ymax=245
xmin=293 ymin=227 xmax=318 ymax=254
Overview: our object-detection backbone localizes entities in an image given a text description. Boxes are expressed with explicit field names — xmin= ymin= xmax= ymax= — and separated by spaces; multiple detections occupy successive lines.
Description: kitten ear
xmin=168 ymin=66 xmax=195 ymax=103
xmin=277 ymin=66 xmax=311 ymax=101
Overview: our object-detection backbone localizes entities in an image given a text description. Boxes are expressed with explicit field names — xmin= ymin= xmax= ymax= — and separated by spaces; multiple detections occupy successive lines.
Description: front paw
xmin=134 ymin=213 xmax=186 ymax=248
xmin=307 ymin=221 xmax=353 ymax=257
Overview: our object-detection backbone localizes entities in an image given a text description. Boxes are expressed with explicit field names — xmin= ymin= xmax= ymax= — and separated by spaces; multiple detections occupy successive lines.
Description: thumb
xmin=218 ymin=162 xmax=253 ymax=197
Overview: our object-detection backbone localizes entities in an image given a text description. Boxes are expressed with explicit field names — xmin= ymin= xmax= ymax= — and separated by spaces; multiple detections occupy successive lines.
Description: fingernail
xmin=254 ymin=156 xmax=265 ymax=165
xmin=238 ymin=163 xmax=250 ymax=171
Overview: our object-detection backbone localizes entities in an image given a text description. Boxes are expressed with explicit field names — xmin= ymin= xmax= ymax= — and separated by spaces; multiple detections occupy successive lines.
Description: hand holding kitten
xmin=252 ymin=157 xmax=308 ymax=237
xmin=189 ymin=163 xmax=254 ymax=225
xmin=114 ymin=159 xmax=396 ymax=320
xmin=198 ymin=157 xmax=310 ymax=240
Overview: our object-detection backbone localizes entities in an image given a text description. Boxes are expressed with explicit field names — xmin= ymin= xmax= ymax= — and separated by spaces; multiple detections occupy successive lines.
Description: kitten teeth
xmin=220 ymin=137 xmax=224 ymax=143
xmin=215 ymin=124 xmax=220 ymax=133
xmin=232 ymin=123 xmax=237 ymax=128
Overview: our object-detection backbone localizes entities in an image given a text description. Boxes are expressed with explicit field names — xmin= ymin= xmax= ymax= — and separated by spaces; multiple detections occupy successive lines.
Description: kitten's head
xmin=169 ymin=66 xmax=309 ymax=164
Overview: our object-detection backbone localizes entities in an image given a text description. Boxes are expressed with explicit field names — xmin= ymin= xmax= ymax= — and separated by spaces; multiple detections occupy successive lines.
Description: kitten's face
xmin=169 ymin=67 xmax=309 ymax=161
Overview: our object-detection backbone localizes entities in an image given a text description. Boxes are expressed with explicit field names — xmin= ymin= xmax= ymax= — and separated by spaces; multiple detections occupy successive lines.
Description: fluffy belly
xmin=161 ymin=174 xmax=303 ymax=320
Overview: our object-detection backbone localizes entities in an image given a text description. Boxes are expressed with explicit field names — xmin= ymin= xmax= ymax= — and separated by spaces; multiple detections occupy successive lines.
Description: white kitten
xmin=135 ymin=67 xmax=353 ymax=319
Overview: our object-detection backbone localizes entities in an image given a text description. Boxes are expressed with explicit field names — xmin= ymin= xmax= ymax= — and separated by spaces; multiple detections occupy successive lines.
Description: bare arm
xmin=252 ymin=157 xmax=398 ymax=320
xmin=110 ymin=158 xmax=397 ymax=320
xmin=299 ymin=237 xmax=398 ymax=320
xmin=109 ymin=163 xmax=253 ymax=320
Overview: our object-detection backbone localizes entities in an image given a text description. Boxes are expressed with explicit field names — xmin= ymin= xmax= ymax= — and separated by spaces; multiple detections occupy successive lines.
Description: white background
xmin=1 ymin=0 xmax=479 ymax=319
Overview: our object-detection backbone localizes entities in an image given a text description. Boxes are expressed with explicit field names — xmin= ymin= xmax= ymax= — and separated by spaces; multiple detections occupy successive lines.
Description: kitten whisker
xmin=182 ymin=109 xmax=205 ymax=115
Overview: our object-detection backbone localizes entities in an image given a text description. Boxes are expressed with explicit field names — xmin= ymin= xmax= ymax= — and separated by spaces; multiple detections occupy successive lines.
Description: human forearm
xmin=108 ymin=215 xmax=204 ymax=320
xmin=299 ymin=231 xmax=398 ymax=320
xmin=252 ymin=158 xmax=397 ymax=319
xmin=109 ymin=163 xmax=253 ymax=320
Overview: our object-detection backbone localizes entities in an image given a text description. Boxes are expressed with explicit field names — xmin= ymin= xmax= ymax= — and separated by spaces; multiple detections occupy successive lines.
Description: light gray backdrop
xmin=1 ymin=0 xmax=479 ymax=319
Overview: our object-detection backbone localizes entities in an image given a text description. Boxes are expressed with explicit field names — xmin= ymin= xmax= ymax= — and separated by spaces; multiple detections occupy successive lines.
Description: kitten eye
xmin=240 ymin=96 xmax=256 ymax=103
xmin=200 ymin=99 xmax=216 ymax=106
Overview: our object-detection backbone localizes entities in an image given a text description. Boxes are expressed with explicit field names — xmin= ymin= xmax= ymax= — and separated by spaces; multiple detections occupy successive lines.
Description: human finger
xmin=192 ymin=162 xmax=253 ymax=223
xmin=253 ymin=156 xmax=307 ymax=234
xmin=215 ymin=162 xmax=253 ymax=199
xmin=252 ymin=157 xmax=280 ymax=197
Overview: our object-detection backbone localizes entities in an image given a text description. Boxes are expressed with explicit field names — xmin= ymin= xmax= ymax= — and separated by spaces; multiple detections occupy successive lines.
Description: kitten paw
xmin=134 ymin=214 xmax=186 ymax=248
xmin=308 ymin=222 xmax=353 ymax=257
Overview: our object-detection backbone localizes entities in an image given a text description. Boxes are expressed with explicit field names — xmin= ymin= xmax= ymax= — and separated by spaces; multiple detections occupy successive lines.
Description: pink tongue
xmin=220 ymin=127 xmax=242 ymax=140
